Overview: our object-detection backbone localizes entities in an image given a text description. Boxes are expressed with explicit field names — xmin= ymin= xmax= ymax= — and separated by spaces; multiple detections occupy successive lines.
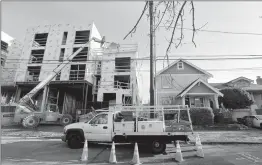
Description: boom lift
xmin=13 ymin=37 xmax=106 ymax=128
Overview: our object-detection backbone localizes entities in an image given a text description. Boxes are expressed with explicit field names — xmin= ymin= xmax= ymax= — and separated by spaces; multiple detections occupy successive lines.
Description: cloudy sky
xmin=2 ymin=1 xmax=262 ymax=103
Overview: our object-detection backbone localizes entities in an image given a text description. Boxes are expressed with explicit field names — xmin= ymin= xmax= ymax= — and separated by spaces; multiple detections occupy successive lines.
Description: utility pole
xmin=153 ymin=7 xmax=157 ymax=106
xmin=149 ymin=1 xmax=154 ymax=107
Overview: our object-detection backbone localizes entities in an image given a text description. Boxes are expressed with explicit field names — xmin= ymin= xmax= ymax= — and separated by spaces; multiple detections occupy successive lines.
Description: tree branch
xmin=154 ymin=1 xmax=171 ymax=31
xmin=191 ymin=1 xmax=196 ymax=47
xmin=164 ymin=1 xmax=187 ymax=65
xmin=176 ymin=9 xmax=184 ymax=48
xmin=123 ymin=2 xmax=149 ymax=40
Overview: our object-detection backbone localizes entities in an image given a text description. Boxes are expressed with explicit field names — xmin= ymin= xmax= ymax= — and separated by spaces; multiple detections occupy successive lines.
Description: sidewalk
xmin=2 ymin=126 xmax=262 ymax=144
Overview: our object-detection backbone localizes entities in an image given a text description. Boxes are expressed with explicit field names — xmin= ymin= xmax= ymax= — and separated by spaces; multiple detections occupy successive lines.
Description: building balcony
xmin=26 ymin=75 xmax=39 ymax=82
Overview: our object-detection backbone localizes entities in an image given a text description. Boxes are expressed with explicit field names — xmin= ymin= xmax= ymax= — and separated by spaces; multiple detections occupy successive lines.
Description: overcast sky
xmin=2 ymin=1 xmax=262 ymax=103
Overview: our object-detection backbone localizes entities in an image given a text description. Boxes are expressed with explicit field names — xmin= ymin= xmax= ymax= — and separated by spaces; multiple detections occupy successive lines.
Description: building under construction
xmin=13 ymin=23 xmax=102 ymax=119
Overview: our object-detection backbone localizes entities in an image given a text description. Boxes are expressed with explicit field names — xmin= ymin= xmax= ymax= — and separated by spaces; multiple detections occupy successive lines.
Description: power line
xmin=158 ymin=26 xmax=262 ymax=36
xmin=3 ymin=56 xmax=262 ymax=65
xmin=3 ymin=66 xmax=262 ymax=72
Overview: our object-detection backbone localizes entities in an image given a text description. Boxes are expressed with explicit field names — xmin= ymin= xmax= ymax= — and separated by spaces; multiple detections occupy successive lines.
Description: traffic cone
xmin=130 ymin=142 xmax=141 ymax=165
xmin=195 ymin=134 xmax=204 ymax=158
xmin=174 ymin=141 xmax=184 ymax=162
xmin=109 ymin=141 xmax=117 ymax=163
xmin=81 ymin=139 xmax=88 ymax=162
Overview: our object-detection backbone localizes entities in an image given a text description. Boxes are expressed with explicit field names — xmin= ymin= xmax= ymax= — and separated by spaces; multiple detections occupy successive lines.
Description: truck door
xmin=86 ymin=113 xmax=112 ymax=142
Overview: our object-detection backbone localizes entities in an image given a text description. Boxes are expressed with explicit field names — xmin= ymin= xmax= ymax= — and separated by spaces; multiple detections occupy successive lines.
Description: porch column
xmin=214 ymin=94 xmax=219 ymax=109
xmin=41 ymin=85 xmax=49 ymax=112
xmin=181 ymin=96 xmax=185 ymax=105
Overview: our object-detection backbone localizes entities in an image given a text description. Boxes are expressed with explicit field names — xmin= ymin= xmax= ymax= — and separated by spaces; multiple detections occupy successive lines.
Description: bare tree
xmin=123 ymin=1 xmax=203 ymax=66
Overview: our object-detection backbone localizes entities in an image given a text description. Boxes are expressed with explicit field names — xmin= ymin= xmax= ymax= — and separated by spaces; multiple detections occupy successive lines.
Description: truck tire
xmin=245 ymin=118 xmax=253 ymax=127
xmin=60 ymin=114 xmax=73 ymax=126
xmin=67 ymin=133 xmax=83 ymax=149
xmin=22 ymin=115 xmax=40 ymax=129
xmin=151 ymin=140 xmax=166 ymax=154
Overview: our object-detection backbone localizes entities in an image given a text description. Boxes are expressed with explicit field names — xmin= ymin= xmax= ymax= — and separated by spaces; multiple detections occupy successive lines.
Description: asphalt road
xmin=2 ymin=137 xmax=262 ymax=165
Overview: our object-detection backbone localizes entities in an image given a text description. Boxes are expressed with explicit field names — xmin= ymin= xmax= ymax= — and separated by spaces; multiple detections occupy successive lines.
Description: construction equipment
xmin=13 ymin=37 xmax=106 ymax=128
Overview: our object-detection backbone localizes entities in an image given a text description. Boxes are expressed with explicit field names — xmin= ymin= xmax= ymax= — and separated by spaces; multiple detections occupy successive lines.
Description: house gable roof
xmin=176 ymin=78 xmax=224 ymax=98
xmin=156 ymin=58 xmax=213 ymax=78
xmin=226 ymin=76 xmax=254 ymax=84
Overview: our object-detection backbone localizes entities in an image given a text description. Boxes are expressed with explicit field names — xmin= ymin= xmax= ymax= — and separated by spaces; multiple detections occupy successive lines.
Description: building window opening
xmin=59 ymin=48 xmax=65 ymax=62
xmin=115 ymin=57 xmax=131 ymax=72
xmin=177 ymin=62 xmax=184 ymax=70
xmin=29 ymin=49 xmax=45 ymax=64
xmin=114 ymin=75 xmax=130 ymax=89
xmin=72 ymin=47 xmax=88 ymax=62
xmin=74 ymin=30 xmax=90 ymax=44
xmin=123 ymin=95 xmax=132 ymax=106
xmin=69 ymin=64 xmax=86 ymax=80
xmin=33 ymin=33 xmax=48 ymax=47
xmin=1 ymin=41 xmax=8 ymax=51
xmin=62 ymin=32 xmax=68 ymax=45
xmin=191 ymin=97 xmax=204 ymax=107
xmin=27 ymin=66 xmax=41 ymax=81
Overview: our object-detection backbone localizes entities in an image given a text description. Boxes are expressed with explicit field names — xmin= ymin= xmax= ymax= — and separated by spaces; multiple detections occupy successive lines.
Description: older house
xmin=155 ymin=59 xmax=223 ymax=109
xmin=211 ymin=76 xmax=262 ymax=109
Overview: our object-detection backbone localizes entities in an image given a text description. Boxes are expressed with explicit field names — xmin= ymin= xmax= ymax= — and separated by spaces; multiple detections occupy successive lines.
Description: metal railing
xmin=91 ymin=44 xmax=138 ymax=55
xmin=94 ymin=81 xmax=130 ymax=91
xmin=26 ymin=75 xmax=39 ymax=81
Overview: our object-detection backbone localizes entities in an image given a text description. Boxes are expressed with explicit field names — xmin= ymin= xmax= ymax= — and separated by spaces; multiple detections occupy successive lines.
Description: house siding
xmin=188 ymin=82 xmax=216 ymax=94
xmin=156 ymin=74 xmax=208 ymax=92
xmin=161 ymin=62 xmax=205 ymax=75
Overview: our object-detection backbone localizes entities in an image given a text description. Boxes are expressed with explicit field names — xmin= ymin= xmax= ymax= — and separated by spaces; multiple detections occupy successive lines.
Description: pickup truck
xmin=62 ymin=105 xmax=193 ymax=154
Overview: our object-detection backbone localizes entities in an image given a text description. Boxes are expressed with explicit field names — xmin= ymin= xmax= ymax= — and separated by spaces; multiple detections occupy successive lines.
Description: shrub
xmin=219 ymin=87 xmax=254 ymax=109
xmin=189 ymin=107 xmax=214 ymax=126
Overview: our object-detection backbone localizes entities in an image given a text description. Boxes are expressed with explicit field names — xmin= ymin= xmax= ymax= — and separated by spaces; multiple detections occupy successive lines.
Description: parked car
xmin=240 ymin=115 xmax=262 ymax=128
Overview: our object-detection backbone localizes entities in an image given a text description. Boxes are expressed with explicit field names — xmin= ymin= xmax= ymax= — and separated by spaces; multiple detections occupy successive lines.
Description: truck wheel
xmin=22 ymin=115 xmax=40 ymax=129
xmin=245 ymin=118 xmax=253 ymax=127
xmin=60 ymin=114 xmax=73 ymax=126
xmin=67 ymin=133 xmax=83 ymax=149
xmin=151 ymin=140 xmax=166 ymax=154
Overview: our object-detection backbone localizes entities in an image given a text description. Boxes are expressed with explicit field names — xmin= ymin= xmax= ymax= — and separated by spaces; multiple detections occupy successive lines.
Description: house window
xmin=32 ymin=33 xmax=48 ymax=47
xmin=177 ymin=62 xmax=184 ymax=70
xmin=27 ymin=66 xmax=41 ymax=81
xmin=74 ymin=31 xmax=90 ymax=44
xmin=162 ymin=76 xmax=172 ymax=89
xmin=62 ymin=32 xmax=68 ymax=45
xmin=29 ymin=50 xmax=45 ymax=63
xmin=59 ymin=48 xmax=65 ymax=62
xmin=1 ymin=41 xmax=8 ymax=51
xmin=191 ymin=97 xmax=204 ymax=107
xmin=72 ymin=47 xmax=88 ymax=62
xmin=161 ymin=96 xmax=172 ymax=105
xmin=115 ymin=57 xmax=131 ymax=72
xmin=69 ymin=64 xmax=86 ymax=80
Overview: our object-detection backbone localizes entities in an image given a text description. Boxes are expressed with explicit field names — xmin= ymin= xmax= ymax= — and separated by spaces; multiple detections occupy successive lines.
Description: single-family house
xmin=210 ymin=76 xmax=262 ymax=109
xmin=155 ymin=59 xmax=223 ymax=109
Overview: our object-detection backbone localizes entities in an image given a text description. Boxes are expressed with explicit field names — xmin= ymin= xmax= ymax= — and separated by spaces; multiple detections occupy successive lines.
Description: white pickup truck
xmin=62 ymin=105 xmax=193 ymax=154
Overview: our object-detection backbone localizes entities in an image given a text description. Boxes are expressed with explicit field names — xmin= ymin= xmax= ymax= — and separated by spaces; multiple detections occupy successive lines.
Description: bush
xmin=189 ymin=107 xmax=214 ymax=126
xmin=219 ymin=87 xmax=254 ymax=109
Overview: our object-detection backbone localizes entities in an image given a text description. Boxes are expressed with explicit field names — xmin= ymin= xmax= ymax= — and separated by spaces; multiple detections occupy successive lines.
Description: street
xmin=2 ymin=137 xmax=262 ymax=165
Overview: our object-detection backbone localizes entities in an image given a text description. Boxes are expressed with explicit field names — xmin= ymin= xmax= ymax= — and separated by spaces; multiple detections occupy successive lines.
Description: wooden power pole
xmin=149 ymin=1 xmax=154 ymax=107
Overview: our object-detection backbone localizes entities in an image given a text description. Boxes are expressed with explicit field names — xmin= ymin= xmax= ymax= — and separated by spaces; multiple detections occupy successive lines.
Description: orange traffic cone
xmin=195 ymin=134 xmax=204 ymax=158
xmin=174 ymin=141 xmax=184 ymax=162
xmin=81 ymin=138 xmax=88 ymax=162
xmin=130 ymin=142 xmax=141 ymax=165
xmin=109 ymin=141 xmax=117 ymax=163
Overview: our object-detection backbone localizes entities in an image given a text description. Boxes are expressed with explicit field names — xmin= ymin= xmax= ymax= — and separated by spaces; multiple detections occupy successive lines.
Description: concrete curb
xmin=2 ymin=136 xmax=262 ymax=145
